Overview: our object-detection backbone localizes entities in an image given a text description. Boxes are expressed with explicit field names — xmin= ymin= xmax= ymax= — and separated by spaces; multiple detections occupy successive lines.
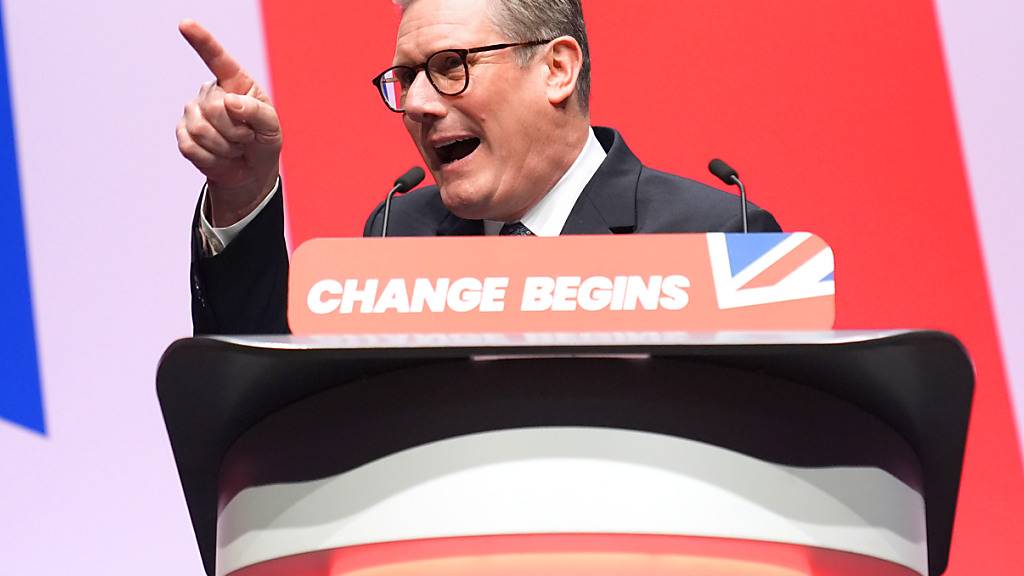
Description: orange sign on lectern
xmin=287 ymin=232 xmax=835 ymax=335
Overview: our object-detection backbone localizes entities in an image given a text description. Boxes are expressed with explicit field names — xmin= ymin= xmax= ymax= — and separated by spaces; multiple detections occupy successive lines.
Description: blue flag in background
xmin=0 ymin=3 xmax=45 ymax=435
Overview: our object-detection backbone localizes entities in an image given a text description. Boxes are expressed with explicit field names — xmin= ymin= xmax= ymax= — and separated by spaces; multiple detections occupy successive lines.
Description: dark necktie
xmin=499 ymin=221 xmax=534 ymax=236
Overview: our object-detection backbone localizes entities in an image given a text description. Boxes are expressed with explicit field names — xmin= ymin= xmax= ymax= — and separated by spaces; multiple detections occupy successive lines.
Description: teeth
xmin=436 ymin=137 xmax=472 ymax=148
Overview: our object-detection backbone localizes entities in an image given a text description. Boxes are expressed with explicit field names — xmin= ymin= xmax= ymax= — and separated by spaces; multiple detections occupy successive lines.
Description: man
xmin=178 ymin=0 xmax=781 ymax=335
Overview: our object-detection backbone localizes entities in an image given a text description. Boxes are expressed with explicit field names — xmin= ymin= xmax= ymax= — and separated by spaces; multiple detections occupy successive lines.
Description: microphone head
xmin=708 ymin=158 xmax=739 ymax=186
xmin=393 ymin=166 xmax=425 ymax=193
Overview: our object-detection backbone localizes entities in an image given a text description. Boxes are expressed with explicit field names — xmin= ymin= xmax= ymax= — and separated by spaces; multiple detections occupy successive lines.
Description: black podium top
xmin=157 ymin=330 xmax=972 ymax=576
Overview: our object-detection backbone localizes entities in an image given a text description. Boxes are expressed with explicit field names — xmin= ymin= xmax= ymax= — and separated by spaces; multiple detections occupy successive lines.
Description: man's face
xmin=395 ymin=0 xmax=552 ymax=221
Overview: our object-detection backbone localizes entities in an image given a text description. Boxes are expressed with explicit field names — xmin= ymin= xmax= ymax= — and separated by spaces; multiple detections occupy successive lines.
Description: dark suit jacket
xmin=191 ymin=127 xmax=781 ymax=335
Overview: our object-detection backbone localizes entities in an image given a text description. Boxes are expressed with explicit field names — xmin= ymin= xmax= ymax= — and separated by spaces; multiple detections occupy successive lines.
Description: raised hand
xmin=176 ymin=20 xmax=282 ymax=227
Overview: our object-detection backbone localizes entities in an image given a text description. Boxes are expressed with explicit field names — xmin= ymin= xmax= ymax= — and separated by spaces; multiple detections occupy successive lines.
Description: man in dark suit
xmin=178 ymin=0 xmax=780 ymax=335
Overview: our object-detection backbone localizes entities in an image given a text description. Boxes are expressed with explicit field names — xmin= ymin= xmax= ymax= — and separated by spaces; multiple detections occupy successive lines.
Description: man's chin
xmin=438 ymin=183 xmax=494 ymax=220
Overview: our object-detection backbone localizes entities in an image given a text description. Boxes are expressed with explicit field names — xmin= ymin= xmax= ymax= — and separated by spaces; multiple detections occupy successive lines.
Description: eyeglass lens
xmin=378 ymin=50 xmax=469 ymax=111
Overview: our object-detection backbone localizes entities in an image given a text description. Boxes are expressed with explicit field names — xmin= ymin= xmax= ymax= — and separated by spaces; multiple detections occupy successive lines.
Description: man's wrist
xmin=199 ymin=176 xmax=281 ymax=256
xmin=206 ymin=171 xmax=280 ymax=227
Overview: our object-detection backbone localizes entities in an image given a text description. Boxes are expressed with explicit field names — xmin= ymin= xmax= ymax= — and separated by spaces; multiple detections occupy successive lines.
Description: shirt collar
xmin=484 ymin=126 xmax=607 ymax=236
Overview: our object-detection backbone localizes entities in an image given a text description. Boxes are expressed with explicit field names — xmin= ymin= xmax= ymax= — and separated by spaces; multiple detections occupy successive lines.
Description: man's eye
xmin=395 ymin=69 xmax=416 ymax=86
xmin=430 ymin=52 xmax=464 ymax=75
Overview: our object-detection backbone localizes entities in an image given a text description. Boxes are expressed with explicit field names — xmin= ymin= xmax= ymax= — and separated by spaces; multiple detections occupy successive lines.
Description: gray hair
xmin=395 ymin=0 xmax=591 ymax=112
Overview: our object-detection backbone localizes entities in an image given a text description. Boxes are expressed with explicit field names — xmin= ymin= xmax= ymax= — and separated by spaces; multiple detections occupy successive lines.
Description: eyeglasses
xmin=371 ymin=39 xmax=554 ymax=113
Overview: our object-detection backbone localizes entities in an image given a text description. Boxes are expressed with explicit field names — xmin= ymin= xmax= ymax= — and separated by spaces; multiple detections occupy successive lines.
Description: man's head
xmin=390 ymin=0 xmax=592 ymax=221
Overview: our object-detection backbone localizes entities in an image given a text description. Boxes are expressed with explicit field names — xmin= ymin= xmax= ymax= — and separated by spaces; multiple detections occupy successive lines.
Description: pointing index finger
xmin=179 ymin=19 xmax=254 ymax=94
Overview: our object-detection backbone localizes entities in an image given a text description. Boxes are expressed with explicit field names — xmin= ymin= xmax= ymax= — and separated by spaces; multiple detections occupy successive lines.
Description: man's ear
xmin=544 ymin=36 xmax=583 ymax=108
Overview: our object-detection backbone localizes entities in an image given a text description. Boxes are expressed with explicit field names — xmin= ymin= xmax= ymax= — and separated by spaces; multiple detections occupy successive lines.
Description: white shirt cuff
xmin=198 ymin=178 xmax=280 ymax=256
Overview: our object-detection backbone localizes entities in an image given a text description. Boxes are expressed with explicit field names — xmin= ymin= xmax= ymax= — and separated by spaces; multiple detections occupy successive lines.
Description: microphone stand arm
xmin=731 ymin=175 xmax=749 ymax=234
xmin=381 ymin=184 xmax=401 ymax=238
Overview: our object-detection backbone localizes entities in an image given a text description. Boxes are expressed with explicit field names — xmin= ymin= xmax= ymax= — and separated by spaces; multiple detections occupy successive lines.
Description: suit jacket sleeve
xmin=190 ymin=187 xmax=290 ymax=335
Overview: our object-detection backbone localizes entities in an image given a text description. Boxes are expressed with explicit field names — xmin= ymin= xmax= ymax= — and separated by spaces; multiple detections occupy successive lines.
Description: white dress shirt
xmin=198 ymin=178 xmax=280 ymax=255
xmin=483 ymin=127 xmax=606 ymax=236
xmin=200 ymin=127 xmax=607 ymax=253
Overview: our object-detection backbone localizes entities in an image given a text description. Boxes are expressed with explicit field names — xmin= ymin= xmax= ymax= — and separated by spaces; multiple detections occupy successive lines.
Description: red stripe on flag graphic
xmin=738 ymin=234 xmax=830 ymax=290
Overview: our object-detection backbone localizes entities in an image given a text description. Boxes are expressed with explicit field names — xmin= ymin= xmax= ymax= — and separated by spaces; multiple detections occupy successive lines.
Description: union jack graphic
xmin=708 ymin=233 xmax=835 ymax=310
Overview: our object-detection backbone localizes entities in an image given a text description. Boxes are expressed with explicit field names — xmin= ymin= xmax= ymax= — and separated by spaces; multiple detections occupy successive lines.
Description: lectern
xmin=158 ymin=330 xmax=972 ymax=576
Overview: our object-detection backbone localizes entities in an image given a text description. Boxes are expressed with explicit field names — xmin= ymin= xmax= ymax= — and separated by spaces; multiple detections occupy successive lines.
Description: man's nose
xmin=402 ymin=70 xmax=447 ymax=121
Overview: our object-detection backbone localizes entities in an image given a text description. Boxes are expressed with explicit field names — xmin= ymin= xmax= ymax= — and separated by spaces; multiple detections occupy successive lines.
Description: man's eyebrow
xmin=392 ymin=51 xmax=427 ymax=67
xmin=390 ymin=45 xmax=419 ymax=66
xmin=392 ymin=49 xmax=445 ymax=68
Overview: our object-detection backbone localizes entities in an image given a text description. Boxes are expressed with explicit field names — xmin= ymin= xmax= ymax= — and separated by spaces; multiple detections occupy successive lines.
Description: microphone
xmin=381 ymin=166 xmax=425 ymax=237
xmin=708 ymin=158 xmax=749 ymax=234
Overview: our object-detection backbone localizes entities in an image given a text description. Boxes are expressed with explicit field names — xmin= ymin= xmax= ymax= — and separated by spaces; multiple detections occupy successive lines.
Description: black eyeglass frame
xmin=371 ymin=39 xmax=555 ymax=112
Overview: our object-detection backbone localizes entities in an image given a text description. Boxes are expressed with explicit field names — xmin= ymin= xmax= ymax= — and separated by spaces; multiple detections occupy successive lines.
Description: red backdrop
xmin=260 ymin=1 xmax=1022 ymax=572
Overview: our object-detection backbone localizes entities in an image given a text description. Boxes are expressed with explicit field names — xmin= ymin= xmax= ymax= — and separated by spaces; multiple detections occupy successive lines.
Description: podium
xmin=158 ymin=330 xmax=972 ymax=576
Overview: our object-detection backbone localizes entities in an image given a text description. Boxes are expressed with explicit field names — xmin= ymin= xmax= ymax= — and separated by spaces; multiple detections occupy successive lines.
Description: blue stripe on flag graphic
xmin=0 ymin=4 xmax=45 ymax=435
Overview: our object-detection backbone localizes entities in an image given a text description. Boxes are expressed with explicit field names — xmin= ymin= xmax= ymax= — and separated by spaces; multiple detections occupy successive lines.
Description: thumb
xmin=224 ymin=93 xmax=281 ymax=141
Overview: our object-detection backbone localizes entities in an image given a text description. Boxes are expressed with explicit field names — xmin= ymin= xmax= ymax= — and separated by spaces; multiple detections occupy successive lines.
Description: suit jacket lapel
xmin=561 ymin=127 xmax=641 ymax=235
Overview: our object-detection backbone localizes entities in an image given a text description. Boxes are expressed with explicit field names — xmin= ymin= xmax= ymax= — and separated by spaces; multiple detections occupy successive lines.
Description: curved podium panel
xmin=227 ymin=535 xmax=921 ymax=576
xmin=157 ymin=331 xmax=972 ymax=576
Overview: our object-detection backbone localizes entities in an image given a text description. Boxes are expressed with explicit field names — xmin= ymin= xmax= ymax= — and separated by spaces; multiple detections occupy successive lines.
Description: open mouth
xmin=435 ymin=137 xmax=481 ymax=166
